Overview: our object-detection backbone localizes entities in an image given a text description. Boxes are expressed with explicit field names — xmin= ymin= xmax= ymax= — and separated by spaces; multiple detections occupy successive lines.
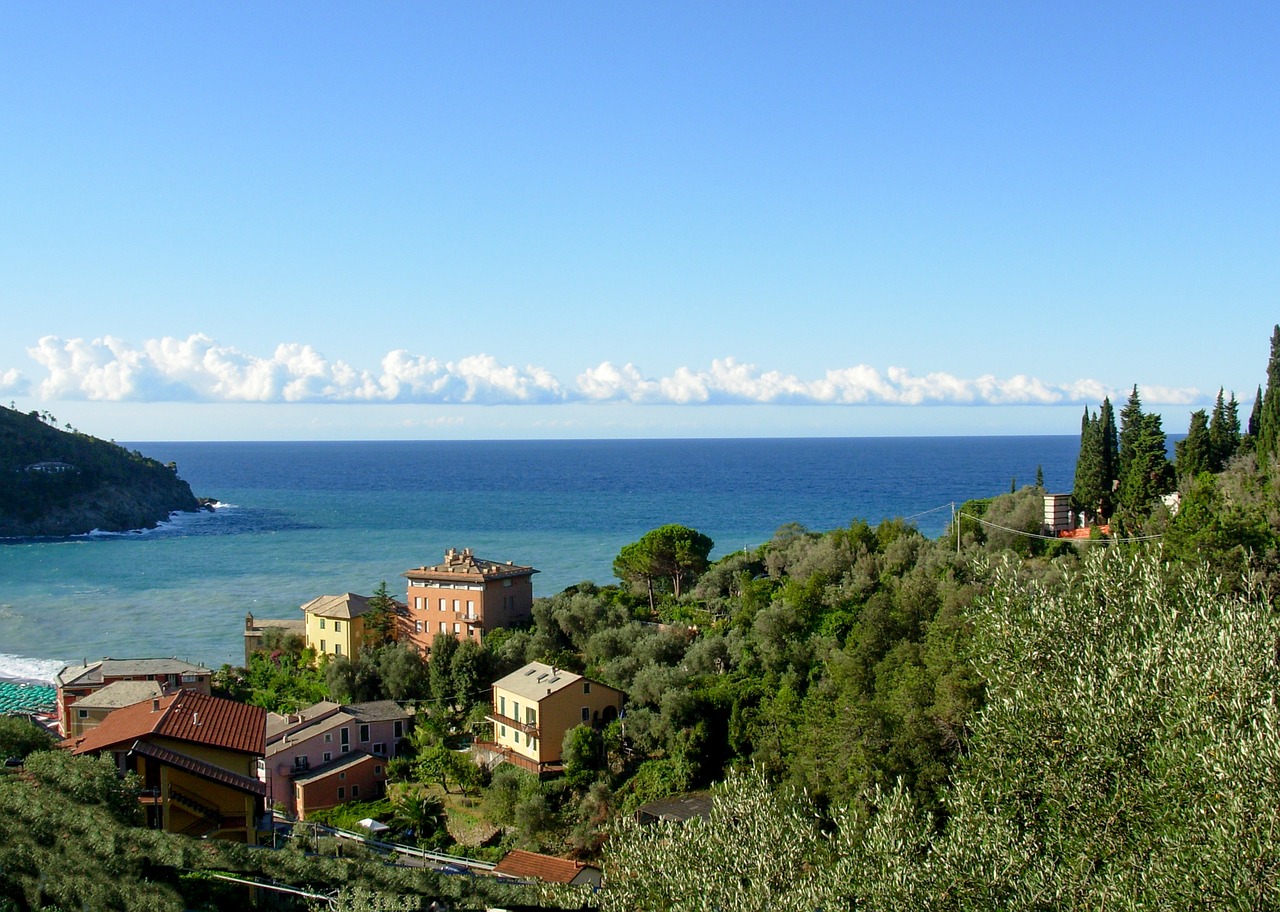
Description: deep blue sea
xmin=0 ymin=436 xmax=1078 ymax=680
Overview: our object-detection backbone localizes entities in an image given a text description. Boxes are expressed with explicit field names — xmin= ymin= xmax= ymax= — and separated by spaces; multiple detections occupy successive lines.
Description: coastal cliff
xmin=0 ymin=406 xmax=202 ymax=536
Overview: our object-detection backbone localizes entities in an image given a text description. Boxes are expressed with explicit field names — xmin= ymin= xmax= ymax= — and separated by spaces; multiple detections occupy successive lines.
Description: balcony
xmin=485 ymin=711 xmax=539 ymax=738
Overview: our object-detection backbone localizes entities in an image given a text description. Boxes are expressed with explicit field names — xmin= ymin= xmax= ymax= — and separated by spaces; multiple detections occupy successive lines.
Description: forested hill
xmin=0 ymin=406 xmax=201 ymax=536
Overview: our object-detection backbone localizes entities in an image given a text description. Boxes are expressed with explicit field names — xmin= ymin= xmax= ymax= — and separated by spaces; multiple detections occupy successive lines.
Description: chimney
xmin=152 ymin=698 xmax=160 ymax=712
xmin=192 ymin=711 xmax=200 ymax=727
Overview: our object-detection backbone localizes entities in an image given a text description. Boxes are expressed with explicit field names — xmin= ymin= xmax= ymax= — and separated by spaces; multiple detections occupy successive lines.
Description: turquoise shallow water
xmin=0 ymin=436 xmax=1079 ymax=679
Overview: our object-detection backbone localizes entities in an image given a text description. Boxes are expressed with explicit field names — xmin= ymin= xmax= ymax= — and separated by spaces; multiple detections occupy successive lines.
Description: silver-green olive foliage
xmin=603 ymin=548 xmax=1280 ymax=911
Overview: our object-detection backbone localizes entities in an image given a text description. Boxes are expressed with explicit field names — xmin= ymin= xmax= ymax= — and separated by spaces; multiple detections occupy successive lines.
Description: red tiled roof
xmin=70 ymin=691 xmax=265 ymax=756
xmin=493 ymin=849 xmax=597 ymax=884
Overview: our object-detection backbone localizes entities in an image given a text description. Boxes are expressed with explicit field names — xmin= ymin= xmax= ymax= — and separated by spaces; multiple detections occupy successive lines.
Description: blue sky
xmin=1 ymin=3 xmax=1276 ymax=440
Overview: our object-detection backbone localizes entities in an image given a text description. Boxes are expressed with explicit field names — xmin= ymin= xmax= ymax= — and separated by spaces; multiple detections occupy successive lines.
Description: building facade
xmin=400 ymin=548 xmax=538 ymax=653
xmin=262 ymin=699 xmax=410 ymax=815
xmin=485 ymin=661 xmax=624 ymax=774
xmin=301 ymin=592 xmax=388 ymax=662
xmin=292 ymin=752 xmax=389 ymax=819
xmin=68 ymin=690 xmax=267 ymax=843
xmin=56 ymin=657 xmax=212 ymax=737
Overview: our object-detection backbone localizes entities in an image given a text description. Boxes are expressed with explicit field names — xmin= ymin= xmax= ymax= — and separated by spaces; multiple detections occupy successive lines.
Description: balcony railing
xmin=485 ymin=711 xmax=539 ymax=738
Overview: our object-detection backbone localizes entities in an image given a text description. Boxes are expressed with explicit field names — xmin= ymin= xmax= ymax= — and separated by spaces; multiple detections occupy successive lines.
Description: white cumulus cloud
xmin=14 ymin=334 xmax=1187 ymax=408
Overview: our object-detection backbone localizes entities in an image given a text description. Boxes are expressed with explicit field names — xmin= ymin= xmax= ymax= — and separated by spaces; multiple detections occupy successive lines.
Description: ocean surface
xmin=0 ymin=436 xmax=1079 ymax=681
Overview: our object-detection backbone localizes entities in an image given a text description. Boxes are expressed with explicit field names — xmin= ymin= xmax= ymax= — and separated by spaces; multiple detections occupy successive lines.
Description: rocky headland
xmin=0 ymin=406 xmax=204 ymax=537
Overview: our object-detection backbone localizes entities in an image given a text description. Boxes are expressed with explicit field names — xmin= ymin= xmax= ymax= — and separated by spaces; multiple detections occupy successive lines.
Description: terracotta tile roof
xmin=70 ymin=691 xmax=265 ymax=757
xmin=493 ymin=849 xmax=599 ymax=884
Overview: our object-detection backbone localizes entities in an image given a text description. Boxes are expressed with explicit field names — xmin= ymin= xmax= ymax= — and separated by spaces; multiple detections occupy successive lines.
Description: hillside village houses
xmin=35 ymin=547 xmax=628 ymax=848
xmin=263 ymin=699 xmax=411 ymax=818
xmin=482 ymin=661 xmax=625 ymax=774
xmin=400 ymin=548 xmax=537 ymax=652
xmin=65 ymin=689 xmax=267 ymax=843
xmin=56 ymin=657 xmax=212 ymax=736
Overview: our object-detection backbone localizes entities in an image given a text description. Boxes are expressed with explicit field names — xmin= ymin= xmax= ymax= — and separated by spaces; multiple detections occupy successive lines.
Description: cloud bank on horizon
xmin=1 ymin=335 xmax=1198 ymax=409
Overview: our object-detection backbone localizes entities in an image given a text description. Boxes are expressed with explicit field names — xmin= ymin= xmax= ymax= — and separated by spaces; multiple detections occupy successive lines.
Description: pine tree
xmin=1118 ymin=385 xmax=1144 ymax=481
xmin=1248 ymin=384 xmax=1263 ymax=438
xmin=1035 ymin=464 xmax=1044 ymax=489
xmin=1256 ymin=325 xmax=1280 ymax=467
xmin=1118 ymin=410 xmax=1174 ymax=520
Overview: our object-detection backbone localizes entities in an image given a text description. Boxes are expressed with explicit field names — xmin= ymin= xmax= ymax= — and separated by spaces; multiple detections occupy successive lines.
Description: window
xmin=324 ymin=733 xmax=332 ymax=743
xmin=467 ymin=599 xmax=474 ymax=614
xmin=499 ymin=695 xmax=506 ymax=715
xmin=439 ymin=598 xmax=445 ymax=610
xmin=294 ymin=756 xmax=309 ymax=771
xmin=375 ymin=766 xmax=383 ymax=777
xmin=352 ymin=785 xmax=360 ymax=797
xmin=415 ymin=620 xmax=422 ymax=633
xmin=452 ymin=623 xmax=460 ymax=634
xmin=582 ymin=707 xmax=590 ymax=722
xmin=500 ymin=724 xmax=507 ymax=738
xmin=503 ymin=579 xmax=512 ymax=587
xmin=513 ymin=700 xmax=520 ymax=720
xmin=393 ymin=720 xmax=403 ymax=739
xmin=334 ymin=621 xmax=342 ymax=632
xmin=320 ymin=639 xmax=326 ymax=651
xmin=415 ymin=597 xmax=423 ymax=610
xmin=452 ymin=599 xmax=460 ymax=611
xmin=583 ymin=682 xmax=591 ymax=694
xmin=373 ymin=742 xmax=385 ymax=755
xmin=360 ymin=724 xmax=370 ymax=742
xmin=342 ymin=745 xmax=350 ymax=753
xmin=341 ymin=727 xmax=349 ymax=745
xmin=337 ymin=787 xmax=345 ymax=799
xmin=181 ymin=674 xmax=198 ymax=683
xmin=339 ymin=771 xmax=346 ymax=780
xmin=527 ymin=708 xmax=536 ymax=726
xmin=323 ymin=752 xmax=332 ymax=762
xmin=439 ymin=621 xmax=447 ymax=633
xmin=334 ymin=643 xmax=342 ymax=656
xmin=77 ymin=709 xmax=88 ymax=719
xmin=319 ymin=618 xmax=326 ymax=630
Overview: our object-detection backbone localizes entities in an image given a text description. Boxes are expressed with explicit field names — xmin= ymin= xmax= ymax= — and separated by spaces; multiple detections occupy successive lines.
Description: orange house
xmin=401 ymin=548 xmax=537 ymax=653
xmin=69 ymin=690 xmax=267 ymax=843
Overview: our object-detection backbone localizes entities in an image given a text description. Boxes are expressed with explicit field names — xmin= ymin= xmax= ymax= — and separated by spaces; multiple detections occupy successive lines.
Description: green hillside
xmin=0 ymin=406 xmax=201 ymax=536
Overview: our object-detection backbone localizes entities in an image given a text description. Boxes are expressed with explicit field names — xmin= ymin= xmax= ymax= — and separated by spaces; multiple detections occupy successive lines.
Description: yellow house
xmin=302 ymin=592 xmax=379 ymax=662
xmin=69 ymin=690 xmax=267 ymax=843
xmin=486 ymin=661 xmax=624 ymax=774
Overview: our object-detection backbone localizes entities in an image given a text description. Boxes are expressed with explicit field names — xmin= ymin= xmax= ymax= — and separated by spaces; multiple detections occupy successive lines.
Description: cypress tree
xmin=1176 ymin=409 xmax=1212 ymax=478
xmin=1248 ymin=384 xmax=1263 ymax=438
xmin=1208 ymin=387 xmax=1240 ymax=471
xmin=1098 ymin=396 xmax=1119 ymax=515
xmin=1073 ymin=408 xmax=1106 ymax=521
xmin=1257 ymin=325 xmax=1280 ymax=467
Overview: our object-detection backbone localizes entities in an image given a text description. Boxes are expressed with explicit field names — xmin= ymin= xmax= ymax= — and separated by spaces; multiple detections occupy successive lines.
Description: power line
xmin=957 ymin=511 xmax=1163 ymax=544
